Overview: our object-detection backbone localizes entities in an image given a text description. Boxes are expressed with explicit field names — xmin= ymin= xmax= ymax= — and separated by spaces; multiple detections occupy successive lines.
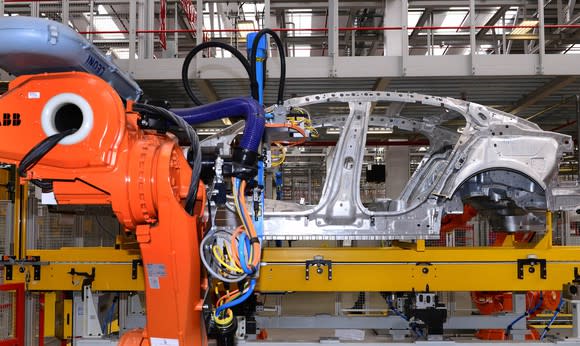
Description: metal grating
xmin=0 ymin=290 xmax=16 ymax=341
xmin=38 ymin=1 xmax=62 ymax=22
xmin=0 ymin=201 xmax=14 ymax=257
xmin=426 ymin=226 xmax=475 ymax=247
xmin=0 ymin=283 xmax=23 ymax=346
xmin=26 ymin=194 xmax=118 ymax=250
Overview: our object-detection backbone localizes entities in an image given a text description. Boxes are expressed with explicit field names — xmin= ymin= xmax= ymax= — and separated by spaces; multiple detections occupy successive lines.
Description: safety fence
xmin=0 ymin=283 xmax=24 ymax=346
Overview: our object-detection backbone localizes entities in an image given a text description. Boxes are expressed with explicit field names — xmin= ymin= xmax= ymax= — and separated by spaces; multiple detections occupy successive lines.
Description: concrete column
xmin=383 ymin=0 xmax=404 ymax=56
xmin=62 ymin=0 xmax=70 ymax=24
xmin=264 ymin=0 xmax=272 ymax=29
xmin=385 ymin=146 xmax=409 ymax=199
xmin=327 ymin=0 xmax=339 ymax=75
xmin=137 ymin=0 xmax=154 ymax=59
xmin=196 ymin=0 xmax=203 ymax=45
xmin=129 ymin=0 xmax=137 ymax=73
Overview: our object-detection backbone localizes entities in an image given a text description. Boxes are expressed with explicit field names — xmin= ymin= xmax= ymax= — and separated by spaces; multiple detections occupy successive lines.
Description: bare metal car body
xmin=204 ymin=91 xmax=579 ymax=240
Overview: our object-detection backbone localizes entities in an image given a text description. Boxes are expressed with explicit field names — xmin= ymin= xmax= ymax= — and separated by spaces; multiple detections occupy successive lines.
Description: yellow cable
xmin=213 ymin=245 xmax=244 ymax=274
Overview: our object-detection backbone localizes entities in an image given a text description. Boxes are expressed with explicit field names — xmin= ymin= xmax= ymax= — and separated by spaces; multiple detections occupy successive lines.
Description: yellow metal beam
xmin=3 ymin=248 xmax=144 ymax=291
xmin=258 ymin=244 xmax=580 ymax=292
xmin=44 ymin=292 xmax=56 ymax=337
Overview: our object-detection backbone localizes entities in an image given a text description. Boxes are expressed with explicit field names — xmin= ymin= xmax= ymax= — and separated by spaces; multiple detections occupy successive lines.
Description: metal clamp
xmin=1 ymin=256 xmax=16 ymax=280
xmin=28 ymin=256 xmax=41 ymax=280
xmin=132 ymin=259 xmax=142 ymax=280
xmin=517 ymin=258 xmax=546 ymax=279
xmin=68 ymin=267 xmax=96 ymax=290
xmin=305 ymin=256 xmax=332 ymax=281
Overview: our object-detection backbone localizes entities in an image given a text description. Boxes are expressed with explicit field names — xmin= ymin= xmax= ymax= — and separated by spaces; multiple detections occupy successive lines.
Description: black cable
xmin=133 ymin=103 xmax=201 ymax=215
xmin=181 ymin=41 xmax=257 ymax=105
xmin=18 ymin=129 xmax=77 ymax=178
xmin=207 ymin=193 xmax=213 ymax=229
xmin=249 ymin=28 xmax=286 ymax=104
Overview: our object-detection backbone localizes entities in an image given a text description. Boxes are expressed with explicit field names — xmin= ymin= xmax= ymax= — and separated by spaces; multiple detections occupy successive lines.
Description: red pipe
xmin=76 ymin=23 xmax=580 ymax=36
xmin=38 ymin=293 xmax=45 ymax=346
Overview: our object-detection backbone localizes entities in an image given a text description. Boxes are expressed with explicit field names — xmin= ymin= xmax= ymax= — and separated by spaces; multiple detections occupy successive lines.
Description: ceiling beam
xmin=410 ymin=0 xmax=525 ymax=7
xmin=195 ymin=79 xmax=232 ymax=125
xmin=507 ymin=76 xmax=577 ymax=115
xmin=476 ymin=6 xmax=510 ymax=39
xmin=195 ymin=79 xmax=219 ymax=102
xmin=0 ymin=68 xmax=11 ymax=83
xmin=409 ymin=9 xmax=432 ymax=40
xmin=343 ymin=8 xmax=357 ymax=56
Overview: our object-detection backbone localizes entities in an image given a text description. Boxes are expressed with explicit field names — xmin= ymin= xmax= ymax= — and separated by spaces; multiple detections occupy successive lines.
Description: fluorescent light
xmin=197 ymin=128 xmax=222 ymax=135
xmin=327 ymin=127 xmax=393 ymax=135
xmin=84 ymin=5 xmax=125 ymax=40
xmin=107 ymin=48 xmax=137 ymax=59
xmin=388 ymin=138 xmax=408 ymax=142
xmin=237 ymin=20 xmax=255 ymax=38
xmin=511 ymin=20 xmax=538 ymax=35
xmin=196 ymin=128 xmax=243 ymax=136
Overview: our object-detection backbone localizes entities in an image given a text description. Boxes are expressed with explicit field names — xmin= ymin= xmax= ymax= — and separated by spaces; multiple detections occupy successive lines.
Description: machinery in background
xmin=2 ymin=16 xmax=580 ymax=346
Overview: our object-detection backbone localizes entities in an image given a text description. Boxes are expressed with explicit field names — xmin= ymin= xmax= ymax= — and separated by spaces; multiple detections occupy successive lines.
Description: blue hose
xmin=505 ymin=292 xmax=543 ymax=336
xmin=540 ymin=297 xmax=565 ymax=340
xmin=172 ymin=97 xmax=265 ymax=152
xmin=387 ymin=298 xmax=423 ymax=337
xmin=237 ymin=232 xmax=254 ymax=275
xmin=216 ymin=279 xmax=257 ymax=316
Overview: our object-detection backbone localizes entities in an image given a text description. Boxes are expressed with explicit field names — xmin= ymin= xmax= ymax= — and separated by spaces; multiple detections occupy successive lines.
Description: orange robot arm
xmin=0 ymin=72 xmax=207 ymax=346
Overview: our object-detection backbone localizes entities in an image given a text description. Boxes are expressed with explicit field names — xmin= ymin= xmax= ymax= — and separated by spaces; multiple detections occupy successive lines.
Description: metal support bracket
xmin=2 ymin=255 xmax=41 ymax=280
xmin=68 ymin=267 xmax=96 ymax=291
xmin=132 ymin=259 xmax=142 ymax=280
xmin=305 ymin=256 xmax=332 ymax=280
xmin=517 ymin=258 xmax=546 ymax=279
xmin=28 ymin=256 xmax=41 ymax=280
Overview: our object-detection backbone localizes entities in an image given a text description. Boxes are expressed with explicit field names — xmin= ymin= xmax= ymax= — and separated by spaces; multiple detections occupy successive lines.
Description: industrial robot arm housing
xmin=0 ymin=71 xmax=207 ymax=345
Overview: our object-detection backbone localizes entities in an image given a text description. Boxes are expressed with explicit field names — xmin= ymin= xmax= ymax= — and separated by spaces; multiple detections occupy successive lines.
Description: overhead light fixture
xmin=237 ymin=20 xmax=255 ymax=38
xmin=326 ymin=127 xmax=393 ymax=135
xmin=511 ymin=20 xmax=538 ymax=35
xmin=197 ymin=128 xmax=221 ymax=135
xmin=369 ymin=127 xmax=394 ymax=134
xmin=196 ymin=128 xmax=243 ymax=136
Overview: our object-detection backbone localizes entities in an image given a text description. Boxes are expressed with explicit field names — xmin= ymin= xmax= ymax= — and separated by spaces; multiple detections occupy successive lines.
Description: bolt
xmin=529 ymin=267 xmax=535 ymax=274
xmin=317 ymin=267 xmax=324 ymax=274
xmin=422 ymin=267 xmax=429 ymax=274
